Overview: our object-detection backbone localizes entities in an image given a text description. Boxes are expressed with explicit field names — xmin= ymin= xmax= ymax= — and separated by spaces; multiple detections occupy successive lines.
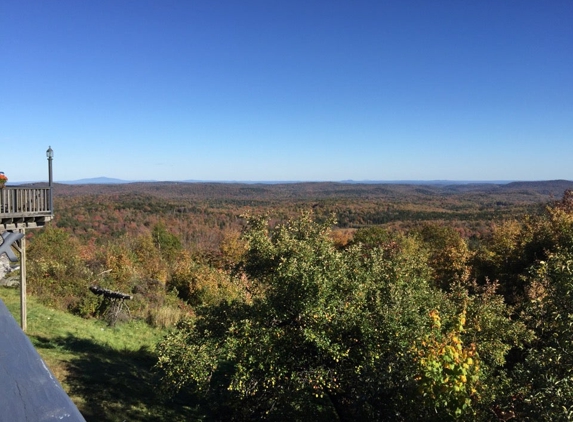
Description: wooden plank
xmin=1 ymin=217 xmax=53 ymax=232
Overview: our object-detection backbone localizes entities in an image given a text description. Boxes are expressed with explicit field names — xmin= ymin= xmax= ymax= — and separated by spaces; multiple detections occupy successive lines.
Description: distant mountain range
xmin=51 ymin=179 xmax=573 ymax=208
xmin=10 ymin=177 xmax=573 ymax=188
xmin=57 ymin=177 xmax=518 ymax=186
xmin=61 ymin=177 xmax=142 ymax=185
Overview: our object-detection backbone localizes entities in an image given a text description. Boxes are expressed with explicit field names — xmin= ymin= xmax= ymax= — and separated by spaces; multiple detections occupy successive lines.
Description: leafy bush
xmin=169 ymin=251 xmax=243 ymax=307
xmin=509 ymin=250 xmax=573 ymax=420
xmin=27 ymin=226 xmax=91 ymax=310
xmin=156 ymin=213 xmax=523 ymax=420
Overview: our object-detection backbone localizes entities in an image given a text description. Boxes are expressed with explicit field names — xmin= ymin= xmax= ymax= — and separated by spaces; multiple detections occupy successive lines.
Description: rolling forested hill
xmin=50 ymin=180 xmax=573 ymax=251
xmin=53 ymin=179 xmax=573 ymax=200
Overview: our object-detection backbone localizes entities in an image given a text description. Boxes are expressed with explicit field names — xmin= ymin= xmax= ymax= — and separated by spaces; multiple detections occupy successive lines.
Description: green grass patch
xmin=0 ymin=287 xmax=203 ymax=421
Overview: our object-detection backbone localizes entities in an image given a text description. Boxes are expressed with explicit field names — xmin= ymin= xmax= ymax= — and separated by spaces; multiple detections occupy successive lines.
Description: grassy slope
xmin=0 ymin=287 xmax=201 ymax=422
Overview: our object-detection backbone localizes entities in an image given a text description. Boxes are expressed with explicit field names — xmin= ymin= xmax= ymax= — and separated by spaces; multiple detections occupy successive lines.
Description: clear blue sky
xmin=1 ymin=1 xmax=572 ymax=182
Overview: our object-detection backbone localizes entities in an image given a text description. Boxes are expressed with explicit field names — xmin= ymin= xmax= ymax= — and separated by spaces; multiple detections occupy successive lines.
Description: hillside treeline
xmin=51 ymin=180 xmax=558 ymax=250
xmin=21 ymin=185 xmax=573 ymax=420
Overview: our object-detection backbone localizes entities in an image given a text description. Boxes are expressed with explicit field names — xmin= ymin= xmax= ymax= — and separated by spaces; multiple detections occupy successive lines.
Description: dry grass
xmin=146 ymin=305 xmax=186 ymax=329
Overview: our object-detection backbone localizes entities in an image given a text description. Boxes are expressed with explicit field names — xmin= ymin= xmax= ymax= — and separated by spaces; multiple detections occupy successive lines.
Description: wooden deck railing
xmin=0 ymin=187 xmax=53 ymax=229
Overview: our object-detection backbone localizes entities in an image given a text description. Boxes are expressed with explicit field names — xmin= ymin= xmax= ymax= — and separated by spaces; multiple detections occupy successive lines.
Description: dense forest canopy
xmin=50 ymin=180 xmax=571 ymax=248
xmin=11 ymin=180 xmax=573 ymax=420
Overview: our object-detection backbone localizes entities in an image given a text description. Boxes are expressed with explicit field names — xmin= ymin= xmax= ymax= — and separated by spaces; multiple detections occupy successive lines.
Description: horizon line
xmin=8 ymin=177 xmax=573 ymax=185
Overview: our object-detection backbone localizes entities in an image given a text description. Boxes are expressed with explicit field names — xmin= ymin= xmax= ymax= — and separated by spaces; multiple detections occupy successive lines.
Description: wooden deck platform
xmin=0 ymin=187 xmax=53 ymax=231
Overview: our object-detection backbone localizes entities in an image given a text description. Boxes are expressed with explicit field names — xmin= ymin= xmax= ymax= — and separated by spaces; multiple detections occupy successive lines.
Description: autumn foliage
xmin=16 ymin=184 xmax=573 ymax=420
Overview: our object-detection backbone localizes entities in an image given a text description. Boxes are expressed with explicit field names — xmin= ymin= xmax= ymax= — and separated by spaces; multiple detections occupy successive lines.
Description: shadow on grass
xmin=31 ymin=334 xmax=206 ymax=422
